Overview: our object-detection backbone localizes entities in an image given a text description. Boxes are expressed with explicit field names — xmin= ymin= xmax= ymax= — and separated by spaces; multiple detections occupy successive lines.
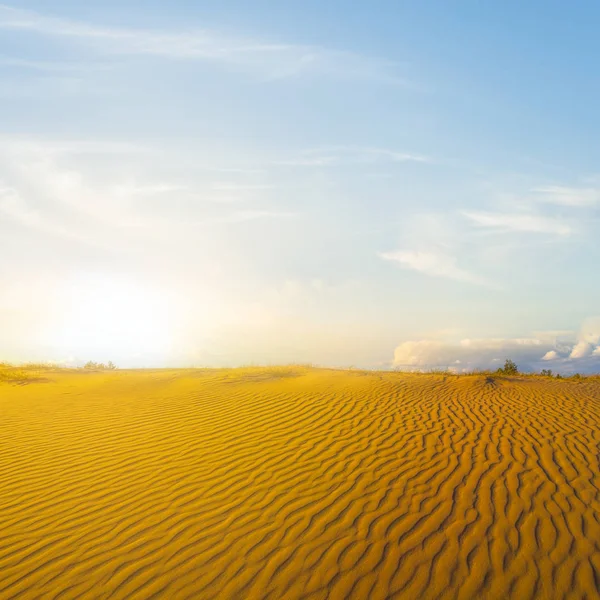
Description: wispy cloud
xmin=211 ymin=209 xmax=298 ymax=224
xmin=379 ymin=249 xmax=493 ymax=287
xmin=0 ymin=183 xmax=104 ymax=246
xmin=463 ymin=210 xmax=572 ymax=235
xmin=278 ymin=146 xmax=429 ymax=167
xmin=210 ymin=182 xmax=275 ymax=192
xmin=0 ymin=4 xmax=405 ymax=83
xmin=0 ymin=137 xmax=295 ymax=245
xmin=0 ymin=55 xmax=109 ymax=72
xmin=0 ymin=185 xmax=42 ymax=229
xmin=304 ymin=146 xmax=430 ymax=163
xmin=0 ymin=136 xmax=148 ymax=155
xmin=532 ymin=185 xmax=600 ymax=207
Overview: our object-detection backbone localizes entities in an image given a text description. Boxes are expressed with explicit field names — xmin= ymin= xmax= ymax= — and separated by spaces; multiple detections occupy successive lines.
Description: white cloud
xmin=393 ymin=337 xmax=547 ymax=371
xmin=0 ymin=137 xmax=296 ymax=246
xmin=210 ymin=182 xmax=275 ymax=192
xmin=213 ymin=209 xmax=297 ymax=223
xmin=303 ymin=146 xmax=429 ymax=164
xmin=2 ymin=141 xmax=125 ymax=225
xmin=392 ymin=320 xmax=600 ymax=374
xmin=0 ymin=185 xmax=44 ymax=229
xmin=570 ymin=341 xmax=594 ymax=359
xmin=0 ymin=4 xmax=404 ymax=83
xmin=276 ymin=156 xmax=339 ymax=167
xmin=463 ymin=211 xmax=572 ymax=235
xmin=0 ymin=135 xmax=148 ymax=156
xmin=0 ymin=183 xmax=98 ymax=245
xmin=0 ymin=56 xmax=110 ymax=72
xmin=532 ymin=186 xmax=600 ymax=207
xmin=579 ymin=316 xmax=600 ymax=345
xmin=277 ymin=146 xmax=428 ymax=168
xmin=380 ymin=250 xmax=492 ymax=287
xmin=113 ymin=183 xmax=190 ymax=196
xmin=0 ymin=73 xmax=95 ymax=99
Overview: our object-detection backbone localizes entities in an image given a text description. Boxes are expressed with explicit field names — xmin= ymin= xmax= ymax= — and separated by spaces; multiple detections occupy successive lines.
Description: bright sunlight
xmin=50 ymin=274 xmax=176 ymax=361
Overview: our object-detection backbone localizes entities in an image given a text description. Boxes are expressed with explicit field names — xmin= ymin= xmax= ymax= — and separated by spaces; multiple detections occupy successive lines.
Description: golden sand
xmin=1 ymin=367 xmax=599 ymax=599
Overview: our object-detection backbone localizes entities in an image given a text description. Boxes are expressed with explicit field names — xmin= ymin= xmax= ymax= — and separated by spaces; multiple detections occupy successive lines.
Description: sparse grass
xmin=83 ymin=361 xmax=117 ymax=370
xmin=0 ymin=364 xmax=46 ymax=385
xmin=21 ymin=362 xmax=59 ymax=370
xmin=426 ymin=367 xmax=452 ymax=375
xmin=220 ymin=365 xmax=308 ymax=384
xmin=402 ymin=364 xmax=600 ymax=381
xmin=0 ymin=369 xmax=31 ymax=382
xmin=2 ymin=360 xmax=600 ymax=384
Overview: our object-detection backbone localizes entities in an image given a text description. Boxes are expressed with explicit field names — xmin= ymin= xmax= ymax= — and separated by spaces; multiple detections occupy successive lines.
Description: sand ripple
xmin=1 ymin=368 xmax=600 ymax=599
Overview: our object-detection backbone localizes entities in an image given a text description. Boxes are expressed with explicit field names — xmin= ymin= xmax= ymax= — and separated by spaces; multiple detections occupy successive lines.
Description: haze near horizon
xmin=1 ymin=1 xmax=599 ymax=372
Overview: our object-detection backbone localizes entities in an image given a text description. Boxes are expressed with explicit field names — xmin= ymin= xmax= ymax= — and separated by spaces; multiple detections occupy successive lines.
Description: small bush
xmin=497 ymin=359 xmax=518 ymax=376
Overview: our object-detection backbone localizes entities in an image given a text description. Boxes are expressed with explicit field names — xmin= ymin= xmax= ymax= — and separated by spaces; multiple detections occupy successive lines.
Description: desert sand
xmin=1 ymin=366 xmax=600 ymax=599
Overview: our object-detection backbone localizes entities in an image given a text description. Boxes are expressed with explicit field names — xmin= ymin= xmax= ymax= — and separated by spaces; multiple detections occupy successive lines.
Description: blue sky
xmin=1 ymin=2 xmax=599 ymax=372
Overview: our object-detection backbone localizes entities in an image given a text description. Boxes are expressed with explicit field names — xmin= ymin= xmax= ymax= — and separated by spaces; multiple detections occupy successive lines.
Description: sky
xmin=1 ymin=1 xmax=599 ymax=372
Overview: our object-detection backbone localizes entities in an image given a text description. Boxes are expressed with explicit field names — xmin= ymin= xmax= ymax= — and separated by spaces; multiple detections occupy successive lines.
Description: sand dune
xmin=1 ymin=367 xmax=600 ymax=599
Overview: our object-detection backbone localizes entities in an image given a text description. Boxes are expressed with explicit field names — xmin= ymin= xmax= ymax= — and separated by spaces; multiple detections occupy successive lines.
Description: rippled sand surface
xmin=1 ymin=367 xmax=600 ymax=599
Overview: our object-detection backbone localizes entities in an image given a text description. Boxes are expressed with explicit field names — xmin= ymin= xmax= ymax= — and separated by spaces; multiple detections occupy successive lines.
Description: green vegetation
xmin=497 ymin=359 xmax=519 ymax=376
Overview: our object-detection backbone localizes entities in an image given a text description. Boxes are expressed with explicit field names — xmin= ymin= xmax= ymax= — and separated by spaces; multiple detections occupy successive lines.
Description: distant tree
xmin=540 ymin=369 xmax=553 ymax=377
xmin=107 ymin=361 xmax=117 ymax=370
xmin=497 ymin=359 xmax=518 ymax=376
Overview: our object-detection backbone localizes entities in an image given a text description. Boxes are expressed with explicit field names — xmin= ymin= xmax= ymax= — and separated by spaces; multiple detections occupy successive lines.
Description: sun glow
xmin=51 ymin=275 xmax=176 ymax=362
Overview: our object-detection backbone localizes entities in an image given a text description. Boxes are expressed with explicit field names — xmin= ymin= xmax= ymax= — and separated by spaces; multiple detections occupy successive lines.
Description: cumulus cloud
xmin=569 ymin=341 xmax=594 ymax=359
xmin=393 ymin=337 xmax=548 ymax=371
xmin=380 ymin=250 xmax=492 ymax=287
xmin=392 ymin=319 xmax=600 ymax=374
